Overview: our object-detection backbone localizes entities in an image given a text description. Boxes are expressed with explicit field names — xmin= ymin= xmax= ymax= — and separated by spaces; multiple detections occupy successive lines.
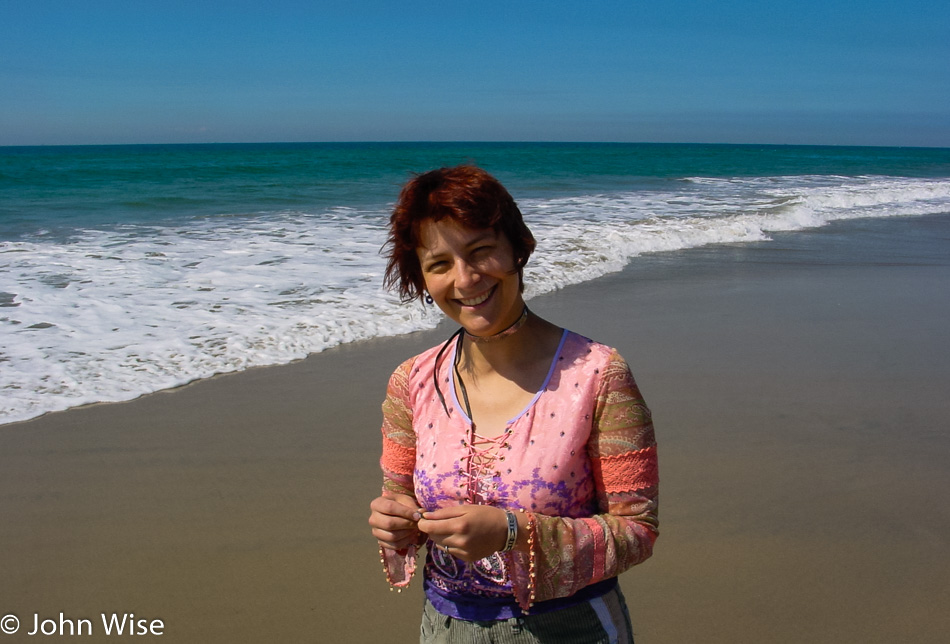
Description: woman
xmin=369 ymin=166 xmax=658 ymax=643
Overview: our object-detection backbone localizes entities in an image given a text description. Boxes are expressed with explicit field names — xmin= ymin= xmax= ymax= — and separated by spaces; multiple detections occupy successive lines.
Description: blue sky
xmin=2 ymin=1 xmax=948 ymax=147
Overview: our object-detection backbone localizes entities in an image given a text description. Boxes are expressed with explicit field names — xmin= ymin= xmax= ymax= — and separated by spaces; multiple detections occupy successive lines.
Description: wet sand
xmin=2 ymin=214 xmax=949 ymax=642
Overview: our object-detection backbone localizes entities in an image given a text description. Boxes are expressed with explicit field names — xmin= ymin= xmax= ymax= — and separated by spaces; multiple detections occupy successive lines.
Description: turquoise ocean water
xmin=2 ymin=142 xmax=950 ymax=424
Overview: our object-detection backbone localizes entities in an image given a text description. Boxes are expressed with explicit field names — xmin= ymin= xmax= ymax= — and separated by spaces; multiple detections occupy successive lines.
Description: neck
xmin=458 ymin=309 xmax=561 ymax=376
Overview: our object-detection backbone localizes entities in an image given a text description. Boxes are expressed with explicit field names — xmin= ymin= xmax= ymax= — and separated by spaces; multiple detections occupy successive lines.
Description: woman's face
xmin=416 ymin=218 xmax=524 ymax=337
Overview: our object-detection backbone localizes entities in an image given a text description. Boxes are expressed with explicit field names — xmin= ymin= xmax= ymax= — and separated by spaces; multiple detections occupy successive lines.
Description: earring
xmin=424 ymin=292 xmax=434 ymax=305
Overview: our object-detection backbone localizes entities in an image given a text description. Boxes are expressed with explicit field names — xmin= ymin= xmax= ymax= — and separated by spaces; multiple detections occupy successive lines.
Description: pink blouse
xmin=379 ymin=330 xmax=658 ymax=613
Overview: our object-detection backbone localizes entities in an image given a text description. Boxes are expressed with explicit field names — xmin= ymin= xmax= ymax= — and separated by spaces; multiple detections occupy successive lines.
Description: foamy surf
xmin=2 ymin=174 xmax=949 ymax=424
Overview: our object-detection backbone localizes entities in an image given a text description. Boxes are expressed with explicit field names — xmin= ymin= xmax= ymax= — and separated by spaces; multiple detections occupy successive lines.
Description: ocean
xmin=2 ymin=142 xmax=949 ymax=425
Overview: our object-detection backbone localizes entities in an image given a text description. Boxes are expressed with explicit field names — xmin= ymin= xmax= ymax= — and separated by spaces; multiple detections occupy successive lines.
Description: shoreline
xmin=2 ymin=213 xmax=949 ymax=642
xmin=5 ymin=166 xmax=950 ymax=428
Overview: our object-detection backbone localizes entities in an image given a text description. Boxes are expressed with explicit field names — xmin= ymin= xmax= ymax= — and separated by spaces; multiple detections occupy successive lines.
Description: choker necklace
xmin=464 ymin=306 xmax=529 ymax=344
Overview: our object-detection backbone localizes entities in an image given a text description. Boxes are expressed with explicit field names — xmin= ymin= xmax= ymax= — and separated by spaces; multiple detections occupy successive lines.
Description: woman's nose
xmin=454 ymin=259 xmax=480 ymax=288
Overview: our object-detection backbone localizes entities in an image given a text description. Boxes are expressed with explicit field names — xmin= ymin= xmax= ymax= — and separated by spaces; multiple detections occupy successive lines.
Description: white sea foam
xmin=2 ymin=175 xmax=949 ymax=424
xmin=522 ymin=176 xmax=950 ymax=295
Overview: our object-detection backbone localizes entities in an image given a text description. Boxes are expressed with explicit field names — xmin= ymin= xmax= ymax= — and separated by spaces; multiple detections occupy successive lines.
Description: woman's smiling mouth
xmin=456 ymin=285 xmax=496 ymax=307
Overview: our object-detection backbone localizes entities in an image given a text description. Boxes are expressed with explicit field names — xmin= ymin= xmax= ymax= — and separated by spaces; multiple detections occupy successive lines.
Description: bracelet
xmin=501 ymin=509 xmax=518 ymax=552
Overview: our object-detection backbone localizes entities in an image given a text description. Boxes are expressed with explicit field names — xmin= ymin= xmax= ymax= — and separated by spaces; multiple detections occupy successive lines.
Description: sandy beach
xmin=2 ymin=213 xmax=949 ymax=642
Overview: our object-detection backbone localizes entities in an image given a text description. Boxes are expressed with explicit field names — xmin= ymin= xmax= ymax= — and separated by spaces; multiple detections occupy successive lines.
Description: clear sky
xmin=2 ymin=0 xmax=948 ymax=147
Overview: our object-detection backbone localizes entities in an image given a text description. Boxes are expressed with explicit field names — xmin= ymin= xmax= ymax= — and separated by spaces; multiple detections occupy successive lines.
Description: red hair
xmin=383 ymin=166 xmax=536 ymax=302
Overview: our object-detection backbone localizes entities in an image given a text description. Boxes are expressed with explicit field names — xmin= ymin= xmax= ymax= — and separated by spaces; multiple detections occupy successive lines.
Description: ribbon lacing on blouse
xmin=460 ymin=426 xmax=512 ymax=504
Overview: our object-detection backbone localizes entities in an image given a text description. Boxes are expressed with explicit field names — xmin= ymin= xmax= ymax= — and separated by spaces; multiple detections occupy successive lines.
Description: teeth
xmin=459 ymin=290 xmax=491 ymax=306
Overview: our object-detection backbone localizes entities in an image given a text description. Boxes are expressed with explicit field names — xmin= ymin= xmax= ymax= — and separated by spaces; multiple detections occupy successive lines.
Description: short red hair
xmin=383 ymin=166 xmax=536 ymax=302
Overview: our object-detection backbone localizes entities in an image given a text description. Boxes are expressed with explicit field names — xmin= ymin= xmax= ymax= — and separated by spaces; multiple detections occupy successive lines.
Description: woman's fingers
xmin=368 ymin=495 xmax=422 ymax=532
xmin=418 ymin=505 xmax=466 ymax=521
xmin=369 ymin=509 xmax=415 ymax=532
xmin=370 ymin=494 xmax=423 ymax=522
xmin=417 ymin=505 xmax=507 ymax=562
xmin=373 ymin=526 xmax=419 ymax=550
xmin=369 ymin=493 xmax=426 ymax=551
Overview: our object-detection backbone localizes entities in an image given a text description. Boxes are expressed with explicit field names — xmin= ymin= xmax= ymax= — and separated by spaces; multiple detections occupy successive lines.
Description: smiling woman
xmin=383 ymin=165 xmax=535 ymax=304
xmin=416 ymin=220 xmax=523 ymax=339
xmin=368 ymin=166 xmax=659 ymax=643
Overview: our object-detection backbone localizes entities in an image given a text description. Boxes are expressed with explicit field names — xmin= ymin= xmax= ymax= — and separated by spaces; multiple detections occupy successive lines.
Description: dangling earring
xmin=424 ymin=292 xmax=434 ymax=305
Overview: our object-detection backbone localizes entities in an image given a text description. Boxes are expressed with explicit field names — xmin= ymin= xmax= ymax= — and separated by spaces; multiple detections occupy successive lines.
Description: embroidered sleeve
xmin=512 ymin=349 xmax=659 ymax=608
xmin=378 ymin=357 xmax=420 ymax=588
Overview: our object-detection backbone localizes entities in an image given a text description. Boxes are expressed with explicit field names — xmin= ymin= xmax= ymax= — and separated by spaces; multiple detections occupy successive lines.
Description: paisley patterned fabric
xmin=379 ymin=330 xmax=658 ymax=616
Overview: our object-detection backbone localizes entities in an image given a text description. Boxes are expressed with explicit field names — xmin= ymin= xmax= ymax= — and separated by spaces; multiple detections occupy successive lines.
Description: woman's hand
xmin=417 ymin=505 xmax=508 ymax=563
xmin=369 ymin=491 xmax=425 ymax=553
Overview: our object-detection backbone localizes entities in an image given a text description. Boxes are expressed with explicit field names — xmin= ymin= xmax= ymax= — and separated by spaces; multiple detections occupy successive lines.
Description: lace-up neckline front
xmin=450 ymin=329 xmax=568 ymax=503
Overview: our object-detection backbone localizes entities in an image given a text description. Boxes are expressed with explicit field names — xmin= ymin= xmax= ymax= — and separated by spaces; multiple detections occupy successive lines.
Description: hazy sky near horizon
xmin=2 ymin=1 xmax=948 ymax=147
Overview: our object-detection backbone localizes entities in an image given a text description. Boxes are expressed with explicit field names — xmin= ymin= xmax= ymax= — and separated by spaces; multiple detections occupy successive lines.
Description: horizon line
xmin=3 ymin=140 xmax=949 ymax=151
